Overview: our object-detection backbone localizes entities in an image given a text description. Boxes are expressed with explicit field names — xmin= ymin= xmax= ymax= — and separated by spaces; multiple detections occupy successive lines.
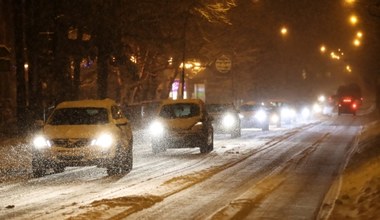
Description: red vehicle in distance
xmin=338 ymin=96 xmax=360 ymax=116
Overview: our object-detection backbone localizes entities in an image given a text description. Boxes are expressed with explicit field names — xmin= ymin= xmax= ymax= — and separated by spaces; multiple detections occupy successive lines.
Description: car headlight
xmin=149 ymin=121 xmax=164 ymax=136
xmin=281 ymin=108 xmax=296 ymax=119
xmin=192 ymin=121 xmax=203 ymax=131
xmin=91 ymin=133 xmax=114 ymax=149
xmin=271 ymin=114 xmax=279 ymax=123
xmin=255 ymin=110 xmax=267 ymax=122
xmin=281 ymin=108 xmax=290 ymax=118
xmin=313 ymin=103 xmax=322 ymax=113
xmin=222 ymin=114 xmax=236 ymax=128
xmin=32 ymin=135 xmax=51 ymax=150
xmin=301 ymin=107 xmax=311 ymax=119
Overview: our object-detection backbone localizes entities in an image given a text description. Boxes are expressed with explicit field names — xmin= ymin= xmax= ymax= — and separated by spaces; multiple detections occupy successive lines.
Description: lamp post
xmin=180 ymin=14 xmax=189 ymax=99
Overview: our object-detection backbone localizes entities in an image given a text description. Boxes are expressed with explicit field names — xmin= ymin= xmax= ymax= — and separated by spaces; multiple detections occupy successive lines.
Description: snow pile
xmin=329 ymin=121 xmax=380 ymax=219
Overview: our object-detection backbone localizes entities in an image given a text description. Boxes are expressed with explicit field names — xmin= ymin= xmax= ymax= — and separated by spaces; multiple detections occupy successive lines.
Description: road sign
xmin=215 ymin=55 xmax=232 ymax=73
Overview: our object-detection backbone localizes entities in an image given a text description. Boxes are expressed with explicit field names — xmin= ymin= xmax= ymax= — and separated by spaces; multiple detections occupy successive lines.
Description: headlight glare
xmin=255 ymin=110 xmax=267 ymax=122
xmin=150 ymin=121 xmax=164 ymax=136
xmin=222 ymin=114 xmax=235 ymax=128
xmin=33 ymin=136 xmax=50 ymax=149
xmin=302 ymin=107 xmax=311 ymax=119
xmin=271 ymin=114 xmax=279 ymax=123
xmin=92 ymin=133 xmax=114 ymax=148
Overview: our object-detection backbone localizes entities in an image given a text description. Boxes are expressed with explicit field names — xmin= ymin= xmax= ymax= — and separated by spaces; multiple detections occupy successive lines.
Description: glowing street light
xmin=280 ymin=26 xmax=288 ymax=36
xmin=345 ymin=0 xmax=356 ymax=4
xmin=349 ymin=15 xmax=358 ymax=25
xmin=330 ymin=52 xmax=340 ymax=60
xmin=353 ymin=38 xmax=361 ymax=47
xmin=346 ymin=65 xmax=352 ymax=72
xmin=356 ymin=31 xmax=363 ymax=38
xmin=320 ymin=45 xmax=326 ymax=53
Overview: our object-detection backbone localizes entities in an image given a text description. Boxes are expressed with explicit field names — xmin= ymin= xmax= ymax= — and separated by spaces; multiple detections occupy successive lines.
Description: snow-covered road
xmin=0 ymin=116 xmax=363 ymax=219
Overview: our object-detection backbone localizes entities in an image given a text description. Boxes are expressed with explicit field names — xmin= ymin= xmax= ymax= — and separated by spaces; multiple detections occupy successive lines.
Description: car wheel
xmin=200 ymin=129 xmax=213 ymax=153
xmin=32 ymin=158 xmax=46 ymax=178
xmin=276 ymin=121 xmax=281 ymax=128
xmin=231 ymin=128 xmax=241 ymax=138
xmin=107 ymin=144 xmax=133 ymax=176
xmin=262 ymin=123 xmax=269 ymax=131
xmin=152 ymin=142 xmax=166 ymax=154
xmin=53 ymin=164 xmax=65 ymax=174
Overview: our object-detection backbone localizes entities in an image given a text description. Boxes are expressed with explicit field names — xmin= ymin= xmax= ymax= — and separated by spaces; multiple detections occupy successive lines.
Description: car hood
xmin=43 ymin=124 xmax=117 ymax=139
xmin=160 ymin=116 xmax=202 ymax=130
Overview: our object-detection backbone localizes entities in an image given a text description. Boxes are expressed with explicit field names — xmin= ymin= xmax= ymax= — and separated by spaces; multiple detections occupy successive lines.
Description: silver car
xmin=149 ymin=99 xmax=214 ymax=154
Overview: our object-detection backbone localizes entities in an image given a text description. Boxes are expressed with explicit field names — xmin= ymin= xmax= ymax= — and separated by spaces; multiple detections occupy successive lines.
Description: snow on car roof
xmin=56 ymin=98 xmax=117 ymax=109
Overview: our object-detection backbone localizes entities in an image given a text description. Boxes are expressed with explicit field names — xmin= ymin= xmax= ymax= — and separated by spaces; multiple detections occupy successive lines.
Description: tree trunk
xmin=97 ymin=52 xmax=108 ymax=99
xmin=13 ymin=0 xmax=27 ymax=133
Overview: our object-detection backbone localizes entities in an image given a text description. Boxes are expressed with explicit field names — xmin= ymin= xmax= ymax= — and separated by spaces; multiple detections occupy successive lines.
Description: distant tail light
xmin=352 ymin=103 xmax=357 ymax=109
xmin=343 ymin=98 xmax=352 ymax=103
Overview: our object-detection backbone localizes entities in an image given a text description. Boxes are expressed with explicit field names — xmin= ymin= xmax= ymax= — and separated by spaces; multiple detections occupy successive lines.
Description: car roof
xmin=55 ymin=98 xmax=117 ymax=109
xmin=160 ymin=99 xmax=205 ymax=105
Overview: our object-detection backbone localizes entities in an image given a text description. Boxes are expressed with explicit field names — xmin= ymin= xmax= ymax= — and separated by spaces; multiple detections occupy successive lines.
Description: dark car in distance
xmin=338 ymin=96 xmax=359 ymax=116
xmin=206 ymin=103 xmax=241 ymax=138
xmin=239 ymin=102 xmax=271 ymax=131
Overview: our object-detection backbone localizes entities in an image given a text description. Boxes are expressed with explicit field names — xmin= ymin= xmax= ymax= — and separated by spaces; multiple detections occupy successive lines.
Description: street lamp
xmin=320 ymin=45 xmax=326 ymax=53
xmin=280 ymin=26 xmax=288 ymax=36
xmin=349 ymin=15 xmax=359 ymax=25
xmin=346 ymin=65 xmax=352 ymax=73
xmin=356 ymin=31 xmax=363 ymax=38
xmin=353 ymin=38 xmax=361 ymax=47
xmin=344 ymin=0 xmax=356 ymax=5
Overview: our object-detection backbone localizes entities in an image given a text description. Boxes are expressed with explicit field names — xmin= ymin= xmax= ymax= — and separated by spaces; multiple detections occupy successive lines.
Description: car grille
xmin=51 ymin=138 xmax=91 ymax=148
xmin=57 ymin=155 xmax=84 ymax=161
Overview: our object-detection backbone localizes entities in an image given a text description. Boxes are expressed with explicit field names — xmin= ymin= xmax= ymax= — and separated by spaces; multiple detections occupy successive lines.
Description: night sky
xmin=228 ymin=0 xmax=380 ymax=101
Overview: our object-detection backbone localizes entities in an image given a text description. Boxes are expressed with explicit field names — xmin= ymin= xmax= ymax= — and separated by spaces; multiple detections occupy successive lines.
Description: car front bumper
xmin=151 ymin=129 xmax=206 ymax=148
xmin=32 ymin=145 xmax=118 ymax=167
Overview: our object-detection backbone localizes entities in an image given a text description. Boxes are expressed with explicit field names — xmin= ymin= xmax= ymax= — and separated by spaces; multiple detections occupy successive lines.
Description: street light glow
xmin=356 ymin=31 xmax=363 ymax=38
xmin=280 ymin=27 xmax=288 ymax=36
xmin=345 ymin=0 xmax=356 ymax=4
xmin=349 ymin=15 xmax=358 ymax=25
xmin=320 ymin=45 xmax=326 ymax=53
xmin=353 ymin=38 xmax=361 ymax=47
xmin=346 ymin=65 xmax=352 ymax=72
xmin=330 ymin=52 xmax=340 ymax=60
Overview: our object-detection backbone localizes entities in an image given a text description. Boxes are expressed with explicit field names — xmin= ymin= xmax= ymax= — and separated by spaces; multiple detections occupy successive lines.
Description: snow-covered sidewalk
xmin=326 ymin=120 xmax=380 ymax=219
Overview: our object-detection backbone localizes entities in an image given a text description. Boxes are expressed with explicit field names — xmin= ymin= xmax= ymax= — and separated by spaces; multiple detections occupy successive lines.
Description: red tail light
xmin=343 ymin=98 xmax=352 ymax=103
xmin=352 ymin=103 xmax=357 ymax=109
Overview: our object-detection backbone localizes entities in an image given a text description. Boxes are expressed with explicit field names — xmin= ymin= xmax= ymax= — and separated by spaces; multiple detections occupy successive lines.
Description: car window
xmin=47 ymin=107 xmax=109 ymax=125
xmin=159 ymin=103 xmax=200 ymax=119
xmin=239 ymin=104 xmax=261 ymax=111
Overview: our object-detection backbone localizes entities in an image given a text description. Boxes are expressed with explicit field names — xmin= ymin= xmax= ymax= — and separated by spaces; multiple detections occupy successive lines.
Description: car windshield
xmin=239 ymin=104 xmax=264 ymax=112
xmin=47 ymin=107 xmax=109 ymax=125
xmin=206 ymin=104 xmax=234 ymax=113
xmin=159 ymin=103 xmax=200 ymax=119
